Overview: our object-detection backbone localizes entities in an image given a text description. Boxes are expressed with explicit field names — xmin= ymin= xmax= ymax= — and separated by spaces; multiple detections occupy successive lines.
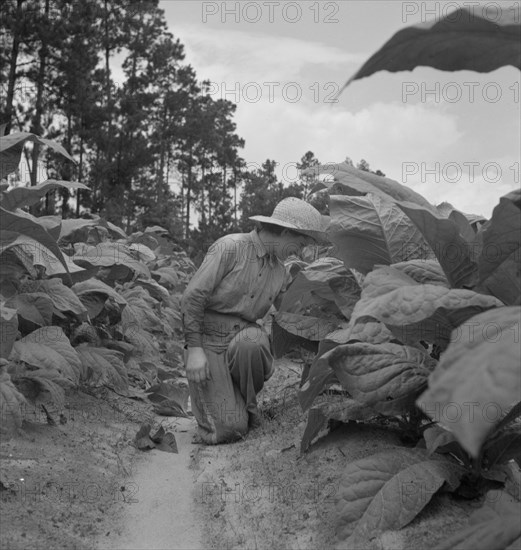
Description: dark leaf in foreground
xmin=330 ymin=194 xmax=435 ymax=274
xmin=397 ymin=201 xmax=478 ymax=288
xmin=476 ymin=189 xmax=521 ymax=306
xmin=419 ymin=307 xmax=521 ymax=457
xmin=299 ymin=350 xmax=339 ymax=412
xmin=0 ymin=132 xmax=75 ymax=180
xmin=325 ymin=342 xmax=436 ymax=416
xmin=1 ymin=180 xmax=89 ymax=211
xmin=135 ymin=423 xmax=156 ymax=450
xmin=434 ymin=490 xmax=521 ymax=550
xmin=315 ymin=162 xmax=435 ymax=210
xmin=336 ymin=447 xmax=464 ymax=544
xmin=343 ymin=7 xmax=520 ymax=90
xmin=135 ymin=424 xmax=178 ymax=453
xmin=301 ymin=396 xmax=376 ymax=454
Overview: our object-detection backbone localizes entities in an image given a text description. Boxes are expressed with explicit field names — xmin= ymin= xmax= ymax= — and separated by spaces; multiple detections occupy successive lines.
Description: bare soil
xmin=192 ymin=358 xmax=477 ymax=550
xmin=1 ymin=357 xmax=516 ymax=550
xmin=0 ymin=388 xmax=149 ymax=550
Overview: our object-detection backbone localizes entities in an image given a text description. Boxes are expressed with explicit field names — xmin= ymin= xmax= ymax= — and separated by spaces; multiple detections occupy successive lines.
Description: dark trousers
xmin=187 ymin=311 xmax=274 ymax=444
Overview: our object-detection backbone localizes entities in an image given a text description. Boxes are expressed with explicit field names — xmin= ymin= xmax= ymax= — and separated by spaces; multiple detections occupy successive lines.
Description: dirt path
xmin=98 ymin=416 xmax=203 ymax=550
xmin=2 ymin=360 xmax=501 ymax=550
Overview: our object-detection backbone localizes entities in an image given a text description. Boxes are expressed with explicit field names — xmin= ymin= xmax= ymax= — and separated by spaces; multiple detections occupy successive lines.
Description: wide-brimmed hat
xmin=249 ymin=197 xmax=328 ymax=243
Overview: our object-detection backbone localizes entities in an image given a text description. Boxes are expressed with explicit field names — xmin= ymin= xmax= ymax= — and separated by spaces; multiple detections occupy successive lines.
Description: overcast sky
xmin=157 ymin=0 xmax=520 ymax=218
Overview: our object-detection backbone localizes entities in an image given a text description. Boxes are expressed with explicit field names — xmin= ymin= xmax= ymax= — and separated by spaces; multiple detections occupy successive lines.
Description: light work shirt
xmin=181 ymin=230 xmax=288 ymax=347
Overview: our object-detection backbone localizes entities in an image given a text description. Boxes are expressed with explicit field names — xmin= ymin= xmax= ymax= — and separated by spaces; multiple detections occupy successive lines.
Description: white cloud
xmin=408 ymin=155 xmax=520 ymax=217
xmin=176 ymin=25 xmax=364 ymax=86
xmin=235 ymin=99 xmax=460 ymax=178
xmin=235 ymin=97 xmax=516 ymax=217
xmin=168 ymin=20 xmax=518 ymax=218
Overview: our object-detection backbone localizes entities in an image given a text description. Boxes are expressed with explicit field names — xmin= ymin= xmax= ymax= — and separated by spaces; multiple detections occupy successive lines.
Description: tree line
xmin=1 ymin=0 xmax=384 ymax=254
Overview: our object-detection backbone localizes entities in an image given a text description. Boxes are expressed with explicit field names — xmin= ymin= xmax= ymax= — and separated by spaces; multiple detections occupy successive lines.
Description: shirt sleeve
xmin=180 ymin=237 xmax=236 ymax=347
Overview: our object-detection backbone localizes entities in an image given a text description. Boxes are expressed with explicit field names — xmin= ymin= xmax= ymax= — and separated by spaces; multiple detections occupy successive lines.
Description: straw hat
xmin=250 ymin=197 xmax=328 ymax=243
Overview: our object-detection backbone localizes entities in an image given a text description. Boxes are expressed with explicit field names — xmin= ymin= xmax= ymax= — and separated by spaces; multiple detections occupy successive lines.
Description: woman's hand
xmin=185 ymin=347 xmax=210 ymax=384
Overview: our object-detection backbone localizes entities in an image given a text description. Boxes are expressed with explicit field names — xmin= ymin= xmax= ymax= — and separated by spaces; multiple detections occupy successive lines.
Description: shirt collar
xmin=250 ymin=230 xmax=278 ymax=265
xmin=250 ymin=229 xmax=268 ymax=258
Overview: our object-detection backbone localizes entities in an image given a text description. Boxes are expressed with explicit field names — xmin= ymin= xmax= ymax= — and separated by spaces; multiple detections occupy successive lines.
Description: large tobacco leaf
xmin=0 ymin=180 xmax=89 ymax=211
xmin=76 ymin=345 xmax=129 ymax=394
xmin=273 ymin=311 xmax=339 ymax=340
xmin=0 ymin=131 xmax=75 ymax=180
xmin=272 ymin=311 xmax=340 ymax=358
xmin=475 ymin=189 xmax=521 ymax=305
xmin=161 ymin=306 xmax=183 ymax=334
xmin=315 ymin=162 xmax=436 ymax=210
xmin=356 ymin=265 xmax=418 ymax=300
xmin=0 ymin=304 xmax=18 ymax=359
xmin=0 ymin=208 xmax=71 ymax=279
xmin=327 ymin=272 xmax=362 ymax=321
xmin=5 ymin=293 xmax=54 ymax=326
xmin=128 ymin=242 xmax=156 ymax=263
xmin=299 ymin=352 xmax=339 ymax=412
xmin=72 ymin=278 xmax=127 ymax=320
xmin=10 ymin=327 xmax=82 ymax=385
xmin=0 ymin=370 xmax=27 ymax=435
xmin=1 ymin=234 xmax=84 ymax=277
xmin=120 ymin=287 xmax=162 ymax=333
xmin=418 ymin=307 xmax=521 ymax=457
xmin=72 ymin=242 xmax=150 ymax=279
xmin=329 ymin=194 xmax=434 ymax=274
xmin=31 ymin=278 xmax=88 ymax=320
xmin=60 ymin=217 xmax=127 ymax=243
xmin=351 ymin=277 xmax=503 ymax=347
xmin=324 ymin=342 xmax=436 ymax=416
xmin=0 ymin=238 xmax=38 ymax=279
xmin=482 ymin=427 xmax=521 ymax=468
xmin=301 ymin=395 xmax=377 ymax=454
xmin=6 ymin=208 xmax=62 ymax=241
xmin=298 ymin=320 xmax=394 ymax=412
xmin=279 ymin=257 xmax=360 ymax=319
xmin=123 ymin=325 xmax=160 ymax=362
xmin=26 ymin=214 xmax=62 ymax=241
xmin=397 ymin=201 xmax=478 ymax=288
xmin=449 ymin=208 xmax=477 ymax=242
xmin=335 ymin=447 xmax=464 ymax=544
xmin=434 ymin=490 xmax=521 ymax=550
xmin=146 ymin=379 xmax=189 ymax=417
xmin=342 ymin=6 xmax=520 ymax=87
xmin=13 ymin=368 xmax=66 ymax=407
xmin=132 ymin=278 xmax=170 ymax=302
xmin=423 ymin=425 xmax=469 ymax=463
xmin=324 ymin=318 xmax=394 ymax=347
xmin=128 ymin=231 xmax=160 ymax=252
xmin=391 ymin=259 xmax=449 ymax=286
xmin=72 ymin=279 xmax=127 ymax=305
xmin=349 ymin=317 xmax=394 ymax=344
xmin=151 ymin=267 xmax=179 ymax=289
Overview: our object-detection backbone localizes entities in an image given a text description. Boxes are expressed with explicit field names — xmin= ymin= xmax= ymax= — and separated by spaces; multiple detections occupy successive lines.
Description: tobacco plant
xmin=275 ymin=162 xmax=520 ymax=548
xmin=0 ymin=132 xmax=194 ymax=434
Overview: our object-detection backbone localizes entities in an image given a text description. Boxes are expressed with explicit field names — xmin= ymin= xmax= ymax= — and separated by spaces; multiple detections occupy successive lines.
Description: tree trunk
xmin=104 ymin=0 xmax=112 ymax=109
xmin=156 ymin=98 xmax=168 ymax=204
xmin=5 ymin=0 xmax=24 ymax=134
xmin=233 ymin=168 xmax=237 ymax=227
xmin=200 ymin=150 xmax=206 ymax=226
xmin=76 ymin=132 xmax=84 ymax=216
xmin=185 ymin=145 xmax=193 ymax=238
xmin=180 ymin=172 xmax=185 ymax=235
xmin=125 ymin=187 xmax=133 ymax=234
xmin=103 ymin=0 xmax=113 ymax=146
xmin=30 ymin=0 xmax=50 ymax=188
